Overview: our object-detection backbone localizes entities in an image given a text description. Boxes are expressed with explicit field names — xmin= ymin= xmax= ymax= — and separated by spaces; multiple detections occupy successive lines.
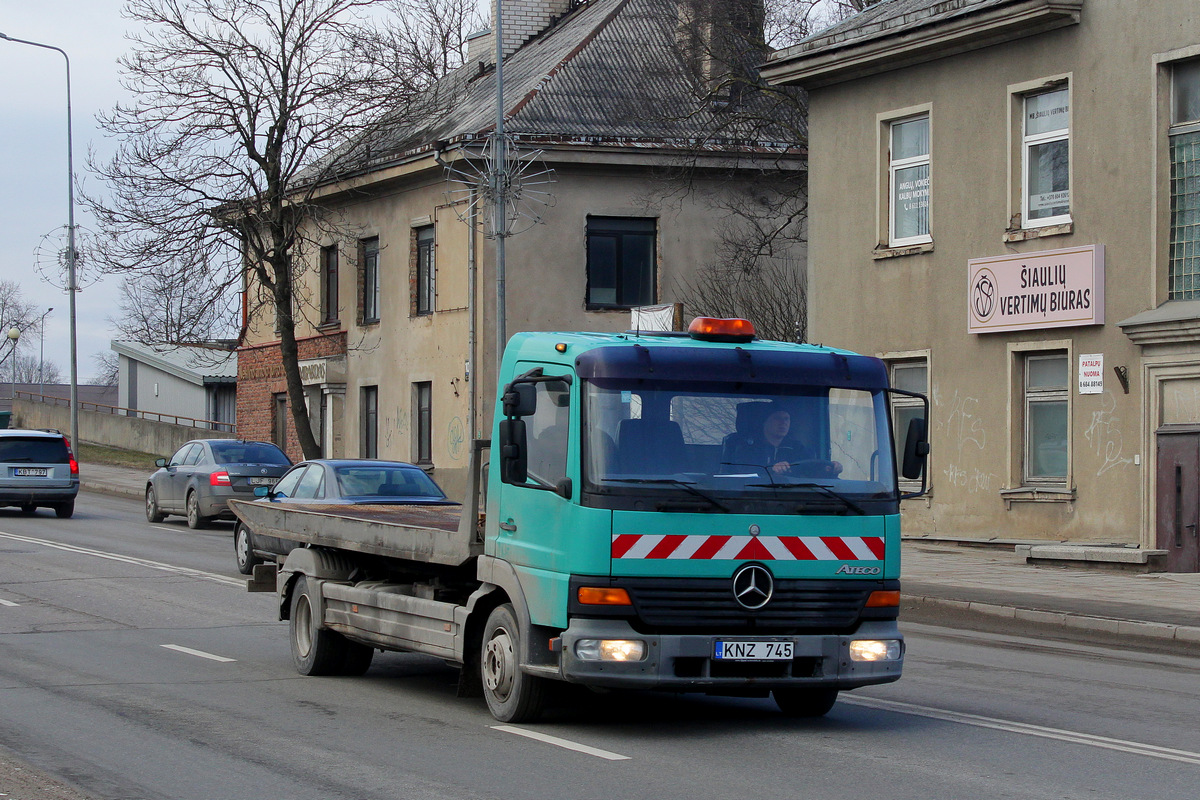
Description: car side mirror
xmin=155 ymin=457 xmax=167 ymax=468
xmin=254 ymin=486 xmax=270 ymax=498
xmin=499 ymin=419 xmax=528 ymax=484
xmin=902 ymin=417 xmax=930 ymax=480
xmin=502 ymin=383 xmax=537 ymax=417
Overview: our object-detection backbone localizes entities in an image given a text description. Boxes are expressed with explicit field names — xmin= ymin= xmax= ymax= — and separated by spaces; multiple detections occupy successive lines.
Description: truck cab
xmin=484 ymin=318 xmax=927 ymax=718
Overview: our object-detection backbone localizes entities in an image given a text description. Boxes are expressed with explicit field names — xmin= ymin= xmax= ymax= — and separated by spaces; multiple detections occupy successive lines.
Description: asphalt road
xmin=1 ymin=491 xmax=1198 ymax=800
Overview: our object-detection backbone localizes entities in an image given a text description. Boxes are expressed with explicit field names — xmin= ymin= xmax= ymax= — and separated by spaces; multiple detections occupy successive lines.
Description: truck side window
xmin=526 ymin=379 xmax=571 ymax=488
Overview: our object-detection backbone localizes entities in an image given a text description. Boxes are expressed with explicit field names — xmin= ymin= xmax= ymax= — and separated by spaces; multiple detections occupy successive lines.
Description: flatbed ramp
xmin=228 ymin=499 xmax=481 ymax=567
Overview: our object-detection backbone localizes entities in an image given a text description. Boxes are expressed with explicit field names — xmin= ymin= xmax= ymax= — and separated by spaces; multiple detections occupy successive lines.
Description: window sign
xmin=1024 ymin=88 xmax=1070 ymax=225
xmin=889 ymin=116 xmax=931 ymax=245
xmin=1078 ymin=353 xmax=1103 ymax=394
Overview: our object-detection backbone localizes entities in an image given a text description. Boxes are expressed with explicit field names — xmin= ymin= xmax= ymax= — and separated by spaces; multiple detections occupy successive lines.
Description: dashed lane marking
xmin=161 ymin=644 xmax=237 ymax=663
xmin=491 ymin=726 xmax=631 ymax=761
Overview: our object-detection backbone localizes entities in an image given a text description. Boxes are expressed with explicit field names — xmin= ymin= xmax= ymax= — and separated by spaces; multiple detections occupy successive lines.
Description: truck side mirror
xmin=499 ymin=419 xmax=528 ymax=484
xmin=502 ymin=383 xmax=537 ymax=417
xmin=901 ymin=417 xmax=930 ymax=480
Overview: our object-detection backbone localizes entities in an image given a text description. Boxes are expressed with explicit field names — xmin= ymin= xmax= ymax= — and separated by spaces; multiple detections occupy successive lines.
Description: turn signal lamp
xmin=688 ymin=316 xmax=756 ymax=343
xmin=865 ymin=590 xmax=901 ymax=608
xmin=575 ymin=639 xmax=646 ymax=662
xmin=210 ymin=470 xmax=233 ymax=486
xmin=577 ymin=586 xmax=632 ymax=606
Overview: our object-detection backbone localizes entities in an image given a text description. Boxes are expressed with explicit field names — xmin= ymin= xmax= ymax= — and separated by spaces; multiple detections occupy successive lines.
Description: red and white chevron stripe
xmin=611 ymin=534 xmax=884 ymax=561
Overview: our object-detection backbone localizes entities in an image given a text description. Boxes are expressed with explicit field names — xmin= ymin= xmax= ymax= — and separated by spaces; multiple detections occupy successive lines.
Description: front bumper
xmin=557 ymin=618 xmax=903 ymax=692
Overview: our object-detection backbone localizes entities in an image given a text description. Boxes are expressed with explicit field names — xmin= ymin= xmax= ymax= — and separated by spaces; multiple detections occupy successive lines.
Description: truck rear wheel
xmin=481 ymin=603 xmax=546 ymax=723
xmin=290 ymin=576 xmax=350 ymax=676
xmin=773 ymin=688 xmax=838 ymax=717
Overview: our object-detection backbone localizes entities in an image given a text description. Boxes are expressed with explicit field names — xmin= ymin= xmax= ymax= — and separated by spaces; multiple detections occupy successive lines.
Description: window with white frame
xmin=1023 ymin=353 xmax=1069 ymax=485
xmin=1169 ymin=59 xmax=1200 ymax=299
xmin=1023 ymin=86 xmax=1071 ymax=226
xmin=889 ymin=115 xmax=931 ymax=246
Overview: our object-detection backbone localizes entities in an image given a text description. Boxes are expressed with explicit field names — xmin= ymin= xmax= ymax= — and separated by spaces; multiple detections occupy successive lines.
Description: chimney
xmin=468 ymin=0 xmax=575 ymax=66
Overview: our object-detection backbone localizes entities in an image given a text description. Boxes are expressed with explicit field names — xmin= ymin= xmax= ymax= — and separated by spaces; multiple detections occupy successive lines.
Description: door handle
xmin=499 ymin=520 xmax=517 ymax=533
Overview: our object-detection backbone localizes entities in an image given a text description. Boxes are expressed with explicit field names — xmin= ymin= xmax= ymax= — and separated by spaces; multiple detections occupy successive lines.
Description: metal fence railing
xmin=15 ymin=390 xmax=236 ymax=434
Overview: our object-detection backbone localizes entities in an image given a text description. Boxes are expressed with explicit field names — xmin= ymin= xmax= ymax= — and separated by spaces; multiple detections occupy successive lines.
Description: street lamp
xmin=38 ymin=307 xmax=54 ymax=398
xmin=7 ymin=327 xmax=19 ymax=402
xmin=0 ymin=32 xmax=79 ymax=449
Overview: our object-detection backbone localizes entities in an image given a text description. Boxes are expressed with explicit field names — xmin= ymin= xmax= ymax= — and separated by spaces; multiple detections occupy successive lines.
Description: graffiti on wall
xmin=934 ymin=386 xmax=996 ymax=494
xmin=1083 ymin=391 xmax=1134 ymax=476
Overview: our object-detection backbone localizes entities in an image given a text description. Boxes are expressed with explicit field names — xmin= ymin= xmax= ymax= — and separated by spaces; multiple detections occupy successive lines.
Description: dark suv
xmin=0 ymin=428 xmax=80 ymax=518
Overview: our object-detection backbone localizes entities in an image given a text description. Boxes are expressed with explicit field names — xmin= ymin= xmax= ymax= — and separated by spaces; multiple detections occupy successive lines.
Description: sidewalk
xmin=78 ymin=463 xmax=1200 ymax=653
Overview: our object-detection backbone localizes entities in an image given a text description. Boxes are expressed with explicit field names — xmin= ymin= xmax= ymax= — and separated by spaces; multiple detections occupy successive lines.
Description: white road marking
xmin=0 ymin=598 xmax=18 ymax=607
xmin=161 ymin=644 xmax=236 ymax=663
xmin=491 ymin=726 xmax=631 ymax=761
xmin=845 ymin=696 xmax=1200 ymax=766
xmin=0 ymin=530 xmax=244 ymax=587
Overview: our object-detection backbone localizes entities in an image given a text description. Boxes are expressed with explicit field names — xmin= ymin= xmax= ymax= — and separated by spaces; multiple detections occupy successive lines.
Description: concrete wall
xmin=12 ymin=398 xmax=229 ymax=458
xmin=799 ymin=0 xmax=1197 ymax=546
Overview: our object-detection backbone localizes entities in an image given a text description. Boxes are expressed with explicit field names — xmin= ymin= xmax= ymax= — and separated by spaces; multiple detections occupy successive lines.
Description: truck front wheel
xmin=290 ymin=576 xmax=350 ymax=676
xmin=773 ymin=688 xmax=838 ymax=717
xmin=481 ymin=603 xmax=546 ymax=723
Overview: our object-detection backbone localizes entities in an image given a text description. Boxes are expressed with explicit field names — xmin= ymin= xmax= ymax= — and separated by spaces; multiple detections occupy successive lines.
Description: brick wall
xmin=469 ymin=0 xmax=574 ymax=62
xmin=237 ymin=332 xmax=347 ymax=461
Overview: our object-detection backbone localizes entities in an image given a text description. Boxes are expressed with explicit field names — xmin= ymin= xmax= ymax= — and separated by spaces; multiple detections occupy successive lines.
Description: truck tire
xmin=481 ymin=603 xmax=546 ymax=723
xmin=290 ymin=576 xmax=349 ymax=676
xmin=234 ymin=523 xmax=261 ymax=575
xmin=340 ymin=642 xmax=375 ymax=676
xmin=772 ymin=688 xmax=838 ymax=717
xmin=186 ymin=490 xmax=209 ymax=529
xmin=146 ymin=486 xmax=166 ymax=523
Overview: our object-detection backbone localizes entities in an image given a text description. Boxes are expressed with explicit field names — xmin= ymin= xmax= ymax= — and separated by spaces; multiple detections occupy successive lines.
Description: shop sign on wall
xmin=968 ymin=245 xmax=1104 ymax=334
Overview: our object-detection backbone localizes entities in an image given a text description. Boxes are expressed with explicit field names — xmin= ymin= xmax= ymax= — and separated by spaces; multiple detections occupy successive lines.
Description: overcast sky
xmin=1 ymin=0 xmax=131 ymax=383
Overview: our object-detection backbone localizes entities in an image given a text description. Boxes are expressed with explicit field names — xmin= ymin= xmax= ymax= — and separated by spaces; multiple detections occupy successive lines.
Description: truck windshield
xmin=581 ymin=378 xmax=899 ymax=514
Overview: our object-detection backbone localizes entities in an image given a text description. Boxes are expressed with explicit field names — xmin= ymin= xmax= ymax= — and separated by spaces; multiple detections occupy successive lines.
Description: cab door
xmin=493 ymin=366 xmax=582 ymax=624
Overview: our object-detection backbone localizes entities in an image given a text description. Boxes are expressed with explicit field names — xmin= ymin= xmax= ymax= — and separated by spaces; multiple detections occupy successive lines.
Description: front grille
xmin=621 ymin=577 xmax=880 ymax=634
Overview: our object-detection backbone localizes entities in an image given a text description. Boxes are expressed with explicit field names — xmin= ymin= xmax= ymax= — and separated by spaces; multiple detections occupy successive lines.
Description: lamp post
xmin=38 ymin=307 xmax=53 ymax=399
xmin=0 ymin=32 xmax=79 ymax=449
xmin=7 ymin=328 xmax=19 ymax=402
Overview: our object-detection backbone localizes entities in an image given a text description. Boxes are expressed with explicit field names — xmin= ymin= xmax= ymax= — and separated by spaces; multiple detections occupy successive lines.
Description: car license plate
xmin=713 ymin=640 xmax=794 ymax=661
xmin=14 ymin=468 xmax=49 ymax=477
xmin=247 ymin=477 xmax=278 ymax=486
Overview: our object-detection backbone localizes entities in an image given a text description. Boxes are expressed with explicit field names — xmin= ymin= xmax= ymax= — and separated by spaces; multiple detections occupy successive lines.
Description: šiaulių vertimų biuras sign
xmin=967 ymin=245 xmax=1105 ymax=334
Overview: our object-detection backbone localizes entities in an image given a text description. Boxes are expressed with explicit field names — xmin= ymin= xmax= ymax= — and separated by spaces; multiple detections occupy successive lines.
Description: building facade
xmin=238 ymin=0 xmax=807 ymax=499
xmin=765 ymin=0 xmax=1200 ymax=570
xmin=113 ymin=340 xmax=237 ymax=431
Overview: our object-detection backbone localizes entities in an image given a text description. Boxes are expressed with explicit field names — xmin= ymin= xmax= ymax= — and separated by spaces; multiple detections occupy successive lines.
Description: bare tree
xmin=0 ymin=281 xmax=40 ymax=339
xmin=12 ymin=355 xmax=63 ymax=385
xmin=87 ymin=0 xmax=464 ymax=459
xmin=90 ymin=351 xmax=120 ymax=388
xmin=112 ymin=266 xmax=236 ymax=347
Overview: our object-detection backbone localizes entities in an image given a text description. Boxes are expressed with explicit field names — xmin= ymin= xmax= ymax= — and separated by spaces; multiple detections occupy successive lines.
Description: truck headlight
xmin=575 ymin=639 xmax=646 ymax=662
xmin=849 ymin=639 xmax=902 ymax=662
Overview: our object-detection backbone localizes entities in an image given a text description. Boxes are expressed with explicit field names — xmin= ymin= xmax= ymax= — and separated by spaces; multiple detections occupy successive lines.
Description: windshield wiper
xmin=746 ymin=481 xmax=866 ymax=515
xmin=602 ymin=478 xmax=730 ymax=513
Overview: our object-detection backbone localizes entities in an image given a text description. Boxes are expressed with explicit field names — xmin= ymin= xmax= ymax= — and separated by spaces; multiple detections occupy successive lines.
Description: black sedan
xmin=234 ymin=459 xmax=455 ymax=574
xmin=146 ymin=439 xmax=292 ymax=529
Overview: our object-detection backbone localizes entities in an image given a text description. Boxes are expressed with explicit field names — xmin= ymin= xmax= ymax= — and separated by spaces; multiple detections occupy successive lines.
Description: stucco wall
xmin=802 ymin=0 xmax=1197 ymax=545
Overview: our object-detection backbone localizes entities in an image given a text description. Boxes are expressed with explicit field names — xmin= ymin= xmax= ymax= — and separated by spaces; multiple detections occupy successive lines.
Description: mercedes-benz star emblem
xmin=732 ymin=564 xmax=774 ymax=610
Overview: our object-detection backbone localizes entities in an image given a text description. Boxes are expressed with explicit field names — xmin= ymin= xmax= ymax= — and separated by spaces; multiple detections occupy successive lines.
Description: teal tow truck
xmin=230 ymin=318 xmax=929 ymax=722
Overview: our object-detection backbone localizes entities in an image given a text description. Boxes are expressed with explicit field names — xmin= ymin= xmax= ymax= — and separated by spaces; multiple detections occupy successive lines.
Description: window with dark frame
xmin=416 ymin=225 xmax=435 ymax=315
xmin=586 ymin=217 xmax=657 ymax=309
xmin=320 ymin=245 xmax=339 ymax=324
xmin=361 ymin=237 xmax=380 ymax=323
xmin=272 ymin=392 xmax=288 ymax=450
xmin=415 ymin=382 xmax=432 ymax=464
xmin=361 ymin=385 xmax=378 ymax=458
xmin=889 ymin=360 xmax=928 ymax=489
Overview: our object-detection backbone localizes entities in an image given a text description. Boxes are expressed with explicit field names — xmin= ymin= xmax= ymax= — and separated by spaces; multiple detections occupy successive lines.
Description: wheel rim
xmin=483 ymin=626 xmax=516 ymax=701
xmin=187 ymin=493 xmax=198 ymax=525
xmin=147 ymin=489 xmax=157 ymax=517
xmin=294 ymin=593 xmax=314 ymax=658
xmin=236 ymin=527 xmax=249 ymax=566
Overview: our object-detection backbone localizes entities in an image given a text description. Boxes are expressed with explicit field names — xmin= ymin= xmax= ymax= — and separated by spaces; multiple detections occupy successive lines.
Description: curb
xmin=905 ymin=594 xmax=1200 ymax=651
xmin=81 ymin=481 xmax=143 ymax=502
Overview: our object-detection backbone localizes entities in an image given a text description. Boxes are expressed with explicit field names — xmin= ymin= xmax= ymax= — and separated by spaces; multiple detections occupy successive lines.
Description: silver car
xmin=0 ymin=428 xmax=80 ymax=518
xmin=146 ymin=439 xmax=292 ymax=529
